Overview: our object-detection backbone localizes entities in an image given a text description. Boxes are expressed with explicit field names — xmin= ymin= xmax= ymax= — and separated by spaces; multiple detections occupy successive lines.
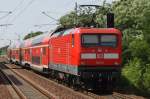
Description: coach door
xmin=41 ymin=46 xmax=48 ymax=68
xmin=19 ymin=48 xmax=22 ymax=64
xmin=32 ymin=47 xmax=41 ymax=65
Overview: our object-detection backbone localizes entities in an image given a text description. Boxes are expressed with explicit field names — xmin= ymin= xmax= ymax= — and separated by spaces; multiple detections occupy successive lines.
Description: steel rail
xmin=0 ymin=67 xmax=27 ymax=99
xmin=4 ymin=64 xmax=59 ymax=99
xmin=113 ymin=92 xmax=135 ymax=99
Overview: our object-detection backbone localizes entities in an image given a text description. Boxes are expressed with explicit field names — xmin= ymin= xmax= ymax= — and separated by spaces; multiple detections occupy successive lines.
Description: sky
xmin=0 ymin=0 xmax=113 ymax=47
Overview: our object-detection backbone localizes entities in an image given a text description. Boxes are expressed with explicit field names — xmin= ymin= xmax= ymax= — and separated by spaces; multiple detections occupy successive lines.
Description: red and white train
xmin=7 ymin=27 xmax=122 ymax=90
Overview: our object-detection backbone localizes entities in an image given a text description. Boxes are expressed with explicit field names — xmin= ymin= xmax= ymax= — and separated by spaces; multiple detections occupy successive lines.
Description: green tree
xmin=95 ymin=1 xmax=112 ymax=27
xmin=59 ymin=9 xmax=95 ymax=28
xmin=112 ymin=0 xmax=150 ymax=94
xmin=23 ymin=31 xmax=43 ymax=40
xmin=129 ymin=39 xmax=150 ymax=63
xmin=143 ymin=65 xmax=150 ymax=94
xmin=59 ymin=11 xmax=76 ymax=28
xmin=122 ymin=57 xmax=143 ymax=89
xmin=59 ymin=0 xmax=111 ymax=28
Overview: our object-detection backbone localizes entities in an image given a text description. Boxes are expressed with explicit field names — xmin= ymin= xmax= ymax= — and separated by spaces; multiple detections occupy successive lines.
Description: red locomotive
xmin=7 ymin=27 xmax=122 ymax=90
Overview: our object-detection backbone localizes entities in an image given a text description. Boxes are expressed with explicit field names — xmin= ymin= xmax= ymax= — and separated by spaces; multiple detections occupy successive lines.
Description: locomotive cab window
xmin=82 ymin=35 xmax=99 ymax=46
xmin=101 ymin=35 xmax=117 ymax=47
xmin=82 ymin=34 xmax=117 ymax=47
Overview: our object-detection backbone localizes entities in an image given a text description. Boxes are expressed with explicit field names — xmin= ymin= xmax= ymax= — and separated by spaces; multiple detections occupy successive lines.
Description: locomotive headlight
xmin=114 ymin=62 xmax=119 ymax=65
xmin=81 ymin=53 xmax=96 ymax=59
xmin=104 ymin=53 xmax=119 ymax=59
xmin=81 ymin=61 xmax=85 ymax=65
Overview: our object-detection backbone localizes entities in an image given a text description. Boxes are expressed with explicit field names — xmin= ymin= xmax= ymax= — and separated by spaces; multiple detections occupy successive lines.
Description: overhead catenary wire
xmin=9 ymin=0 xmax=36 ymax=23
xmin=42 ymin=12 xmax=59 ymax=22
xmin=0 ymin=11 xmax=11 ymax=13
xmin=5 ymin=0 xmax=25 ymax=23
xmin=0 ymin=12 xmax=12 ymax=20
xmin=41 ymin=0 xmax=75 ymax=22
xmin=35 ymin=23 xmax=58 ymax=27
xmin=11 ymin=0 xmax=25 ymax=12
xmin=1 ymin=0 xmax=34 ymax=45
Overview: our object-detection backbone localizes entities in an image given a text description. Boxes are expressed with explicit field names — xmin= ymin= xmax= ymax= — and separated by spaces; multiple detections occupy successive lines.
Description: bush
xmin=143 ymin=64 xmax=150 ymax=94
xmin=122 ymin=58 xmax=142 ymax=89
xmin=129 ymin=39 xmax=150 ymax=64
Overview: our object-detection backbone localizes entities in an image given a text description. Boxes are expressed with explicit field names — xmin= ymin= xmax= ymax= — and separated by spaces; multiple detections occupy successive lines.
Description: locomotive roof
xmin=50 ymin=27 xmax=121 ymax=38
xmin=31 ymin=33 xmax=50 ymax=46
xmin=75 ymin=27 xmax=121 ymax=34
xmin=15 ymin=27 xmax=121 ymax=48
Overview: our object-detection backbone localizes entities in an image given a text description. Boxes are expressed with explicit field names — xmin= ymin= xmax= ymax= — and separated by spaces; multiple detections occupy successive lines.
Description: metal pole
xmin=9 ymin=40 xmax=11 ymax=46
xmin=75 ymin=2 xmax=78 ymax=26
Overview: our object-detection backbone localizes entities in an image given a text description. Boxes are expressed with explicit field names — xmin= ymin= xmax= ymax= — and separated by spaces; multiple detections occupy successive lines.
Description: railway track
xmin=0 ymin=66 xmax=26 ymax=99
xmin=0 ymin=69 xmax=21 ymax=99
xmin=1 ymin=62 xmax=143 ymax=99
xmin=0 ymin=63 xmax=58 ymax=99
xmin=3 ymin=63 xmax=93 ymax=99
xmin=3 ymin=63 xmax=120 ymax=99
xmin=85 ymin=91 xmax=141 ymax=99
xmin=83 ymin=91 xmax=114 ymax=99
xmin=112 ymin=92 xmax=143 ymax=99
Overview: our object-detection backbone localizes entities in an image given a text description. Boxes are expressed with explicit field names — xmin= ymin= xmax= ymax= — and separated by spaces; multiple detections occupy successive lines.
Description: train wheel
xmin=9 ymin=60 xmax=12 ymax=63
xmin=25 ymin=64 xmax=30 ymax=70
xmin=15 ymin=61 xmax=19 ymax=65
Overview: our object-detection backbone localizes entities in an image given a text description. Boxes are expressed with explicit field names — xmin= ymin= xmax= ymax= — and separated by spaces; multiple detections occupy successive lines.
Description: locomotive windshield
xmin=82 ymin=34 xmax=117 ymax=47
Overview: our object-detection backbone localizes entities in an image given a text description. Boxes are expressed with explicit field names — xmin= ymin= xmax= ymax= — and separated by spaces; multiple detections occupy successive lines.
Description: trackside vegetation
xmin=23 ymin=31 xmax=43 ymax=40
xmin=114 ymin=0 xmax=150 ymax=96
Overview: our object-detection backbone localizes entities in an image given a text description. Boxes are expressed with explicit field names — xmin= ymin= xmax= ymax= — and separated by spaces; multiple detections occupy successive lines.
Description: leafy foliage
xmin=129 ymin=39 xmax=150 ymax=63
xmin=122 ymin=58 xmax=143 ymax=89
xmin=143 ymin=65 xmax=150 ymax=93
xmin=59 ymin=12 xmax=76 ymax=28
xmin=59 ymin=1 xmax=110 ymax=28
xmin=23 ymin=31 xmax=43 ymax=40
xmin=112 ymin=0 xmax=150 ymax=94
xmin=59 ymin=10 xmax=95 ymax=28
